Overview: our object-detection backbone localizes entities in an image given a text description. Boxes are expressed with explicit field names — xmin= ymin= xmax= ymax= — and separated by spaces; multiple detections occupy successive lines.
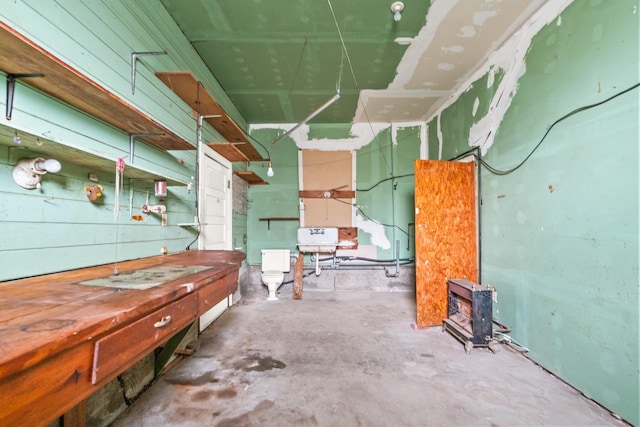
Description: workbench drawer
xmin=91 ymin=294 xmax=198 ymax=384
xmin=198 ymin=272 xmax=238 ymax=313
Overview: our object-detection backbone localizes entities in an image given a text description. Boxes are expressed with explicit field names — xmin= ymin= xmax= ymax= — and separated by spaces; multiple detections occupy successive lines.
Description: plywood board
xmin=414 ymin=160 xmax=477 ymax=328
xmin=300 ymin=150 xmax=352 ymax=227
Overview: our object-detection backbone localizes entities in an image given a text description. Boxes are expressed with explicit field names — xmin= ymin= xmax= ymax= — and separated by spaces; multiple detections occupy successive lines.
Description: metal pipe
xmin=271 ymin=93 xmax=340 ymax=144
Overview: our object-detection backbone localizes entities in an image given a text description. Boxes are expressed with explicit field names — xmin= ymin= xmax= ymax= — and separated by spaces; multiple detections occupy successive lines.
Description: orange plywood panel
xmin=414 ymin=160 xmax=477 ymax=328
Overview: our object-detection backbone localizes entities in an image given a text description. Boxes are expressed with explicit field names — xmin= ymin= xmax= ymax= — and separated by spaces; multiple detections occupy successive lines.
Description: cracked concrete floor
xmin=113 ymin=290 xmax=625 ymax=427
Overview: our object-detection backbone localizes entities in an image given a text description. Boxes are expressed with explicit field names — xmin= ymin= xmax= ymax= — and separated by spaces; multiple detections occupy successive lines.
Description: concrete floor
xmin=114 ymin=287 xmax=625 ymax=427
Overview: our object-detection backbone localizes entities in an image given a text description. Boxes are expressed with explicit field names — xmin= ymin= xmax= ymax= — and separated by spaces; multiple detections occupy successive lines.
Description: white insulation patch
xmin=355 ymin=214 xmax=391 ymax=250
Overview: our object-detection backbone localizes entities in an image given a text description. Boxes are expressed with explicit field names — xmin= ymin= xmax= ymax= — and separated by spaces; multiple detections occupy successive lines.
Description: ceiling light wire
xmin=288 ymin=37 xmax=308 ymax=98
xmin=326 ymin=0 xmax=392 ymax=175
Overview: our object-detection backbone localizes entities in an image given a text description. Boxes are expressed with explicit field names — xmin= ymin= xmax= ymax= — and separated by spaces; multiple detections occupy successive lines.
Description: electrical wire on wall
xmin=326 ymin=0 xmax=392 ymax=176
xmin=185 ymin=81 xmax=205 ymax=251
xmin=476 ymin=82 xmax=639 ymax=176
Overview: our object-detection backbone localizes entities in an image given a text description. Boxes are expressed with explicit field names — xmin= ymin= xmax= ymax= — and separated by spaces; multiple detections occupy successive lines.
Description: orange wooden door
xmin=414 ymin=160 xmax=478 ymax=328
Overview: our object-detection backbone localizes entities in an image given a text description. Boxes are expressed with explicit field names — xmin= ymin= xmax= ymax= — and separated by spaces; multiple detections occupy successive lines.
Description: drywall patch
xmin=473 ymin=10 xmax=500 ymax=26
xmin=250 ymin=122 xmax=389 ymax=151
xmin=442 ymin=45 xmax=464 ymax=54
xmin=472 ymin=97 xmax=480 ymax=117
xmin=420 ymin=124 xmax=428 ymax=159
xmin=390 ymin=122 xmax=426 ymax=147
xmin=458 ymin=25 xmax=477 ymax=38
xmin=355 ymin=214 xmax=390 ymax=250
xmin=462 ymin=0 xmax=573 ymax=154
xmin=436 ymin=114 xmax=443 ymax=160
xmin=390 ymin=0 xmax=459 ymax=90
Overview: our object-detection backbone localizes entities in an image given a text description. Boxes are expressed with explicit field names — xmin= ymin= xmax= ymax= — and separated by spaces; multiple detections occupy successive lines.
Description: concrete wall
xmin=426 ymin=1 xmax=639 ymax=424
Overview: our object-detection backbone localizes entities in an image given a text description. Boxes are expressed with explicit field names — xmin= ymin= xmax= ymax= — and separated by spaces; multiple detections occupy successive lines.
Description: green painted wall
xmin=0 ymin=0 xmax=241 ymax=281
xmin=246 ymin=128 xmax=301 ymax=264
xmin=356 ymin=125 xmax=420 ymax=260
xmin=428 ymin=1 xmax=639 ymax=424
xmin=244 ymin=124 xmax=422 ymax=265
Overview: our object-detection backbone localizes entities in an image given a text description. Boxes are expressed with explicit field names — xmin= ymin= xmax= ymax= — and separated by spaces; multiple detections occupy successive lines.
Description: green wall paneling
xmin=356 ymin=125 xmax=420 ymax=260
xmin=246 ymin=128 xmax=299 ymax=265
xmin=433 ymin=0 xmax=639 ymax=423
xmin=0 ymin=0 xmax=243 ymax=147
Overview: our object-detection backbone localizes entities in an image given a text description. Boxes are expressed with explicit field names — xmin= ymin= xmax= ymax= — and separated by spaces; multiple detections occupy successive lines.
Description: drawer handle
xmin=154 ymin=315 xmax=172 ymax=328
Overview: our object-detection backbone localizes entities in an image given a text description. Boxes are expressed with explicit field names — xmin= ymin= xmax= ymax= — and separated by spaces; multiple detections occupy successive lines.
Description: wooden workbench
xmin=0 ymin=250 xmax=245 ymax=426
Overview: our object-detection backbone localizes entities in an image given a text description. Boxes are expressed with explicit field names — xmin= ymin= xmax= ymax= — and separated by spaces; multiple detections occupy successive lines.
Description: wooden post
xmin=293 ymin=252 xmax=304 ymax=299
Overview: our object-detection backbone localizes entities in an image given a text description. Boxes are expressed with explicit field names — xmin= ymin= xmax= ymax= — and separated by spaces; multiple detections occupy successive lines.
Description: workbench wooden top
xmin=0 ymin=250 xmax=245 ymax=379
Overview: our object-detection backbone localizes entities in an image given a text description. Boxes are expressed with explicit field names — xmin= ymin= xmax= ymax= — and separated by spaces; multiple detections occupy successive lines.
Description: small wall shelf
xmin=0 ymin=23 xmax=193 ymax=152
xmin=234 ymin=171 xmax=268 ymax=185
xmin=259 ymin=217 xmax=299 ymax=230
xmin=155 ymin=71 xmax=267 ymax=162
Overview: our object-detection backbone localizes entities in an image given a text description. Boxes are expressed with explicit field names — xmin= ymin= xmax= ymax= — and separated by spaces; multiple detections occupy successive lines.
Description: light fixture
xmin=267 ymin=162 xmax=274 ymax=177
xmin=391 ymin=1 xmax=404 ymax=22
xmin=271 ymin=93 xmax=340 ymax=144
xmin=13 ymin=157 xmax=62 ymax=189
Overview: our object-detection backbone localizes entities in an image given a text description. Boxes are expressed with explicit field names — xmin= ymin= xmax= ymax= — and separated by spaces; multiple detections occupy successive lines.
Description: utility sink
xmin=297 ymin=227 xmax=339 ymax=253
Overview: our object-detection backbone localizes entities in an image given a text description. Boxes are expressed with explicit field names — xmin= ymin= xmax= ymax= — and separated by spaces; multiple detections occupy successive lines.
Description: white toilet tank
xmin=261 ymin=249 xmax=291 ymax=272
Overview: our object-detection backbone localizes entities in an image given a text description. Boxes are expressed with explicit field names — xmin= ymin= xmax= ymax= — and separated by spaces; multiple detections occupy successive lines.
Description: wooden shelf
xmin=155 ymin=71 xmax=267 ymax=162
xmin=0 ymin=23 xmax=193 ymax=151
xmin=0 ymin=123 xmax=190 ymax=186
xmin=234 ymin=171 xmax=268 ymax=185
xmin=208 ymin=142 xmax=249 ymax=162
xmin=259 ymin=217 xmax=299 ymax=230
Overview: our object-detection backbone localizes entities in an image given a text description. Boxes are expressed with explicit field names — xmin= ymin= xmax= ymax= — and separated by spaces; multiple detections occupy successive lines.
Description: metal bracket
xmin=129 ymin=133 xmax=165 ymax=164
xmin=5 ymin=73 xmax=44 ymax=120
xmin=131 ymin=50 xmax=168 ymax=94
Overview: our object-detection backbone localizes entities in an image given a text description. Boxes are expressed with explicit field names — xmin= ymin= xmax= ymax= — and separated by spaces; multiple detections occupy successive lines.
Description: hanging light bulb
xmin=391 ymin=1 xmax=404 ymax=22
xmin=267 ymin=162 xmax=274 ymax=177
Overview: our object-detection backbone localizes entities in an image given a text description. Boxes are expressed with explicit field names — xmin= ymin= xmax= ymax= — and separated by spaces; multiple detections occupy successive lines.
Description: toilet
xmin=261 ymin=249 xmax=291 ymax=300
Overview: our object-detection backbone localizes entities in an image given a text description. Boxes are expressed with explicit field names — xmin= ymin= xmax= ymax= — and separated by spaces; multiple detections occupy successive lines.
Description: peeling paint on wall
xmin=424 ymin=0 xmax=573 ymax=155
xmin=355 ymin=214 xmax=390 ymax=250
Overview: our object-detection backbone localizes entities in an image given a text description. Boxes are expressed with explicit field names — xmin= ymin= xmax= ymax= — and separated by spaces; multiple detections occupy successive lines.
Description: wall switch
xmin=88 ymin=173 xmax=99 ymax=182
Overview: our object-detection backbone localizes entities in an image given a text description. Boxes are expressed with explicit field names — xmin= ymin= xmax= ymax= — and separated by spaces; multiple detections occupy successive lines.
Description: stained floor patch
xmin=235 ymin=354 xmax=286 ymax=372
xmin=164 ymin=370 xmax=218 ymax=386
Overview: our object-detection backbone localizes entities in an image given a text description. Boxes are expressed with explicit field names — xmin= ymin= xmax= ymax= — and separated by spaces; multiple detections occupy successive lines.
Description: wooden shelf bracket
xmin=131 ymin=51 xmax=167 ymax=95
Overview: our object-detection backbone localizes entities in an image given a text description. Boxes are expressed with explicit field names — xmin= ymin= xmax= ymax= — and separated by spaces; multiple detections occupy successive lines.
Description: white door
xmin=199 ymin=146 xmax=233 ymax=330
xmin=199 ymin=148 xmax=231 ymax=250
